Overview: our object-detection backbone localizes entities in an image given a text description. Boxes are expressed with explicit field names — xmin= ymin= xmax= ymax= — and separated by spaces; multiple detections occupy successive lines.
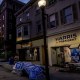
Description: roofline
xmin=15 ymin=0 xmax=37 ymax=16
xmin=0 ymin=0 xmax=25 ymax=7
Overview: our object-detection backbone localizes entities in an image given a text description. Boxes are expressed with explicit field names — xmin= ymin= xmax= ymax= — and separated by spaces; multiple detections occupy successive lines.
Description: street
xmin=1 ymin=62 xmax=80 ymax=80
xmin=0 ymin=67 xmax=27 ymax=80
xmin=50 ymin=67 xmax=80 ymax=80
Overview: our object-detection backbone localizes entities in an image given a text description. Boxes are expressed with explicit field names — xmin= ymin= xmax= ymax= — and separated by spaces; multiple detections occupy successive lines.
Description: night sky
xmin=0 ymin=0 xmax=2 ymax=4
xmin=0 ymin=0 xmax=30 ymax=4
xmin=19 ymin=0 xmax=30 ymax=3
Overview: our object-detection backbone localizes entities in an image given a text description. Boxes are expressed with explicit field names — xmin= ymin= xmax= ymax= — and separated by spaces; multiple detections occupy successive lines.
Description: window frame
xmin=49 ymin=0 xmax=57 ymax=5
xmin=17 ymin=27 xmax=22 ymax=38
xmin=64 ymin=6 xmax=73 ymax=24
xmin=36 ymin=21 xmax=42 ymax=33
xmin=60 ymin=4 xmax=78 ymax=25
xmin=49 ymin=13 xmax=58 ymax=29
xmin=23 ymin=25 xmax=29 ymax=36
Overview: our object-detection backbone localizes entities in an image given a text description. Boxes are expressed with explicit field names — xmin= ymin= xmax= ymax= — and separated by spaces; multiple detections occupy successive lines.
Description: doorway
xmin=51 ymin=47 xmax=64 ymax=66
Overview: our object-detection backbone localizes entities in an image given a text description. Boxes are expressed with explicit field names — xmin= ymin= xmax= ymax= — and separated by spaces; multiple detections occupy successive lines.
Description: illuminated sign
xmin=56 ymin=33 xmax=77 ymax=42
xmin=22 ymin=42 xmax=32 ymax=48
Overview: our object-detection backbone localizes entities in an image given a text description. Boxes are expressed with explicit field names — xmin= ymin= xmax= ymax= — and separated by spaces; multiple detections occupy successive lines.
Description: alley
xmin=0 ymin=67 xmax=27 ymax=80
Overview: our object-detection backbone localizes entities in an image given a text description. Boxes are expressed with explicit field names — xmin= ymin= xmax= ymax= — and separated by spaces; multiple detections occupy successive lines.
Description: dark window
xmin=37 ymin=24 xmax=42 ymax=33
xmin=17 ymin=27 xmax=22 ymax=37
xmin=36 ymin=21 xmax=42 ymax=33
xmin=60 ymin=4 xmax=78 ymax=24
xmin=49 ymin=0 xmax=57 ymax=5
xmin=49 ymin=13 xmax=58 ymax=28
xmin=26 ymin=12 xmax=29 ymax=20
xmin=9 ymin=12 xmax=12 ymax=20
xmin=23 ymin=26 xmax=29 ymax=36
xmin=9 ymin=23 xmax=12 ymax=32
xmin=36 ymin=6 xmax=40 ymax=15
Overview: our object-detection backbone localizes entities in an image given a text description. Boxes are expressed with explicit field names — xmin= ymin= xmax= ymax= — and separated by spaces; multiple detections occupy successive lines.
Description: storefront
xmin=31 ymin=39 xmax=44 ymax=64
xmin=16 ymin=42 xmax=32 ymax=61
xmin=48 ymin=30 xmax=80 ymax=66
xmin=16 ymin=39 xmax=45 ymax=64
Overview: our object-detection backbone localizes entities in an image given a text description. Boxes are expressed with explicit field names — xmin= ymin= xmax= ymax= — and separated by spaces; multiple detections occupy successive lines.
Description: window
xmin=49 ymin=13 xmax=58 ymax=28
xmin=23 ymin=25 xmax=29 ymax=36
xmin=17 ymin=27 xmax=22 ymax=37
xmin=9 ymin=23 xmax=12 ymax=30
xmin=9 ymin=12 xmax=12 ymax=20
xmin=26 ymin=12 xmax=29 ymax=19
xmin=19 ymin=18 xmax=22 ymax=22
xmin=3 ymin=24 xmax=4 ymax=27
xmin=49 ymin=0 xmax=57 ymax=5
xmin=37 ymin=24 xmax=42 ymax=33
xmin=3 ymin=15 xmax=4 ymax=20
xmin=64 ymin=6 xmax=73 ymax=24
xmin=9 ymin=34 xmax=12 ymax=39
xmin=60 ymin=4 xmax=78 ymax=24
xmin=36 ymin=21 xmax=42 ymax=33
xmin=0 ymin=27 xmax=1 ymax=32
xmin=36 ymin=6 xmax=40 ymax=14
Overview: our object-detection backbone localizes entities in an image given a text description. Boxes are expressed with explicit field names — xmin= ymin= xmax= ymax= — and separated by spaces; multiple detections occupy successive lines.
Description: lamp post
xmin=38 ymin=0 xmax=50 ymax=80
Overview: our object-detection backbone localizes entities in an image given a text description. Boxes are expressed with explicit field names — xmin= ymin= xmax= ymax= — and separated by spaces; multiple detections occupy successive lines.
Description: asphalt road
xmin=50 ymin=67 xmax=80 ymax=80
xmin=0 ymin=67 xmax=28 ymax=80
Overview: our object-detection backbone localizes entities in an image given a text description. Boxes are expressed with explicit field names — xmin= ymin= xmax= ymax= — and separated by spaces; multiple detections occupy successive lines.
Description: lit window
xmin=3 ymin=24 xmax=4 ymax=27
xmin=19 ymin=18 xmax=22 ymax=22
xmin=3 ymin=15 xmax=4 ymax=20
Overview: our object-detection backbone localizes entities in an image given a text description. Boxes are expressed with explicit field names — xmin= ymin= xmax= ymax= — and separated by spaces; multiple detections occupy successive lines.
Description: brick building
xmin=0 ymin=0 xmax=24 ymax=58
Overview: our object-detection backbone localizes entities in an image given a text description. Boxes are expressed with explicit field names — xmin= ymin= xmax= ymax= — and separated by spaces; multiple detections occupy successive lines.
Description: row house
xmin=15 ymin=0 xmax=80 ymax=66
xmin=15 ymin=0 xmax=45 ymax=64
xmin=0 ymin=0 xmax=24 ymax=58
xmin=46 ymin=0 xmax=80 ymax=66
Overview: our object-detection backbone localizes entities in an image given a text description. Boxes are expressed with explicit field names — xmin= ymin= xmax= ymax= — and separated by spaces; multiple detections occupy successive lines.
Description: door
xmin=51 ymin=47 xmax=64 ymax=66
xmin=18 ymin=49 xmax=26 ymax=61
xmin=56 ymin=47 xmax=62 ymax=65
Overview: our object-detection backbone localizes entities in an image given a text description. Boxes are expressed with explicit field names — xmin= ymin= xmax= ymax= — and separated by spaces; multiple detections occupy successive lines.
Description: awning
xmin=70 ymin=44 xmax=79 ymax=48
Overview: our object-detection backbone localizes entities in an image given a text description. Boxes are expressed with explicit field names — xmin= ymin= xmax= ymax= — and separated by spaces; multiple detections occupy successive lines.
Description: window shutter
xmin=72 ymin=4 xmax=78 ymax=21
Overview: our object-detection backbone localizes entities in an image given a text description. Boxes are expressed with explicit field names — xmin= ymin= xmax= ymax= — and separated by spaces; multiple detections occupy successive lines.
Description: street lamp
xmin=38 ymin=0 xmax=50 ymax=80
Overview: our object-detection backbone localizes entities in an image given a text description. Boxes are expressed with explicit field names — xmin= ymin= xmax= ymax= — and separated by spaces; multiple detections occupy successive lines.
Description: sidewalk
xmin=0 ymin=62 xmax=13 ymax=71
xmin=0 ymin=62 xmax=59 ymax=80
xmin=1 ymin=62 xmax=80 ymax=80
